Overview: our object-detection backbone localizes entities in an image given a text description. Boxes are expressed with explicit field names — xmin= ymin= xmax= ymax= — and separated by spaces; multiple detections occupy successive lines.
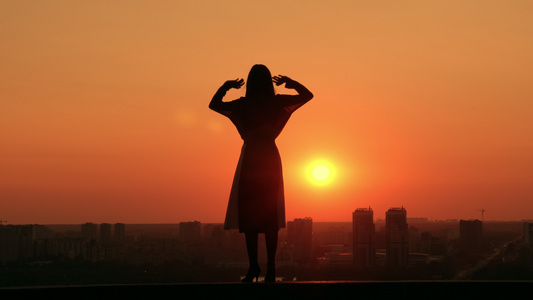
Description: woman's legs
xmin=243 ymin=230 xmax=278 ymax=282
xmin=265 ymin=229 xmax=278 ymax=281
xmin=244 ymin=232 xmax=259 ymax=269
xmin=242 ymin=232 xmax=260 ymax=282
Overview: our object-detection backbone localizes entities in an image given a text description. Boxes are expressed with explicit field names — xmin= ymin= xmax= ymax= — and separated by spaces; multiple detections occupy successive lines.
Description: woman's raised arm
xmin=273 ymin=75 xmax=313 ymax=111
xmin=209 ymin=78 xmax=244 ymax=115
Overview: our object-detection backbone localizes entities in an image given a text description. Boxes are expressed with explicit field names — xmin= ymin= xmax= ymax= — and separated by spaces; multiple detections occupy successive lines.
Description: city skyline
xmin=2 ymin=1 xmax=533 ymax=224
xmin=0 ymin=202 xmax=518 ymax=226
xmin=1 ymin=204 xmax=531 ymax=288
xmin=1 ymin=208 xmax=525 ymax=270
xmin=0 ymin=208 xmax=501 ymax=226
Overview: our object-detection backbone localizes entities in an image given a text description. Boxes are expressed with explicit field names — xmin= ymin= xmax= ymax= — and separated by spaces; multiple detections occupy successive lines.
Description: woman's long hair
xmin=246 ymin=64 xmax=275 ymax=98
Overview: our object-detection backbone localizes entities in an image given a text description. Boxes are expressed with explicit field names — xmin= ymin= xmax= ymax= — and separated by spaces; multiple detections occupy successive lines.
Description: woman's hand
xmin=223 ymin=78 xmax=245 ymax=90
xmin=273 ymin=75 xmax=297 ymax=89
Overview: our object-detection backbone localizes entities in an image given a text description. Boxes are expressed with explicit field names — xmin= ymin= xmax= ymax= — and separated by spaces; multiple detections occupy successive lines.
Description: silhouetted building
xmin=287 ymin=217 xmax=313 ymax=263
xmin=33 ymin=225 xmax=54 ymax=239
xmin=100 ymin=223 xmax=112 ymax=246
xmin=524 ymin=222 xmax=533 ymax=246
xmin=314 ymin=227 xmax=351 ymax=247
xmin=352 ymin=207 xmax=375 ymax=267
xmin=420 ymin=232 xmax=432 ymax=254
xmin=81 ymin=223 xmax=98 ymax=241
xmin=386 ymin=207 xmax=409 ymax=267
xmin=460 ymin=219 xmax=483 ymax=248
xmin=114 ymin=223 xmax=125 ymax=244
xmin=203 ymin=224 xmax=227 ymax=247
xmin=408 ymin=226 xmax=421 ymax=253
xmin=0 ymin=225 xmax=35 ymax=263
xmin=0 ymin=225 xmax=18 ymax=264
xmin=180 ymin=221 xmax=201 ymax=244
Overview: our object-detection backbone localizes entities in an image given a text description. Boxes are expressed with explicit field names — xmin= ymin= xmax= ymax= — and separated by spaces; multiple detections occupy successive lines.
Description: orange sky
xmin=1 ymin=1 xmax=532 ymax=224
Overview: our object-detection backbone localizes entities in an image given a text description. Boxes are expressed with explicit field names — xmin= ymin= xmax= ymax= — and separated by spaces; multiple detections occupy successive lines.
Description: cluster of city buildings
xmin=0 ymin=223 xmax=126 ymax=264
xmin=286 ymin=207 xmax=487 ymax=268
xmin=0 ymin=221 xmax=235 ymax=265
xmin=80 ymin=222 xmax=126 ymax=246
xmin=0 ymin=212 xmax=529 ymax=268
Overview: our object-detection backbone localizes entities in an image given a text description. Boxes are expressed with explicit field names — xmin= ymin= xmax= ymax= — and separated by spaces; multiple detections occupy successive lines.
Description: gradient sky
xmin=1 ymin=1 xmax=532 ymax=224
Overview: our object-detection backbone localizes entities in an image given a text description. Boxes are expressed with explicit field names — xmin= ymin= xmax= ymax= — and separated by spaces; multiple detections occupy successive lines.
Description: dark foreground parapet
xmin=1 ymin=281 xmax=531 ymax=299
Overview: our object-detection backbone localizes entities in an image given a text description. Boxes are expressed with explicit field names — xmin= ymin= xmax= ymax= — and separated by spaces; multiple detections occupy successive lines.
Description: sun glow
xmin=313 ymin=165 xmax=330 ymax=181
xmin=306 ymin=159 xmax=337 ymax=186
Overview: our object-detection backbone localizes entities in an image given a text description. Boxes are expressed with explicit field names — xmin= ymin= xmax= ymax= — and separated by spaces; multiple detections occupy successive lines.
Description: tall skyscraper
xmin=287 ymin=217 xmax=313 ymax=263
xmin=100 ymin=223 xmax=112 ymax=246
xmin=352 ymin=207 xmax=375 ymax=267
xmin=386 ymin=207 xmax=409 ymax=267
xmin=81 ymin=222 xmax=98 ymax=241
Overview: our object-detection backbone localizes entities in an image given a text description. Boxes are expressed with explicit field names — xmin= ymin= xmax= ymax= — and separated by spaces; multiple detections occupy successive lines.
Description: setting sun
xmin=306 ymin=159 xmax=337 ymax=186
xmin=312 ymin=165 xmax=330 ymax=181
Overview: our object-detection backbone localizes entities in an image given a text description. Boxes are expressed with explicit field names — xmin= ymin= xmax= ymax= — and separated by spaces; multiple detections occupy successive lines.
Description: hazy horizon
xmin=5 ymin=215 xmax=532 ymax=226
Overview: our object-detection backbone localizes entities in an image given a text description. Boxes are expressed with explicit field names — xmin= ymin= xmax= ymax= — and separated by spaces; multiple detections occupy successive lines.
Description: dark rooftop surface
xmin=1 ymin=281 xmax=531 ymax=299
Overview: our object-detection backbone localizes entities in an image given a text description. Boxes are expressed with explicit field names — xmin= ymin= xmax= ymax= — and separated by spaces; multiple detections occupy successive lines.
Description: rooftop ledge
xmin=1 ymin=281 xmax=532 ymax=299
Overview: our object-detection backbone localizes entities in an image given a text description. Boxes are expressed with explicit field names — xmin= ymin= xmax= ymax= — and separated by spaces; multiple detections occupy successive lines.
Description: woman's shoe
xmin=264 ymin=270 xmax=276 ymax=283
xmin=241 ymin=266 xmax=261 ymax=283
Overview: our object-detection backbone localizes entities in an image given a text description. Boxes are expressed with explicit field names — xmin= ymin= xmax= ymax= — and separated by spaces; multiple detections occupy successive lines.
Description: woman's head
xmin=246 ymin=64 xmax=275 ymax=98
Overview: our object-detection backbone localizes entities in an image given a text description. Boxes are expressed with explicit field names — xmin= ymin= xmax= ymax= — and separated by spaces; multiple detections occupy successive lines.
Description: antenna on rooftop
xmin=477 ymin=208 xmax=485 ymax=222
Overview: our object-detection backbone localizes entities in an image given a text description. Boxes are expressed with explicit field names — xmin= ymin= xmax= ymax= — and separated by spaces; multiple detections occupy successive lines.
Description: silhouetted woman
xmin=209 ymin=64 xmax=313 ymax=282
